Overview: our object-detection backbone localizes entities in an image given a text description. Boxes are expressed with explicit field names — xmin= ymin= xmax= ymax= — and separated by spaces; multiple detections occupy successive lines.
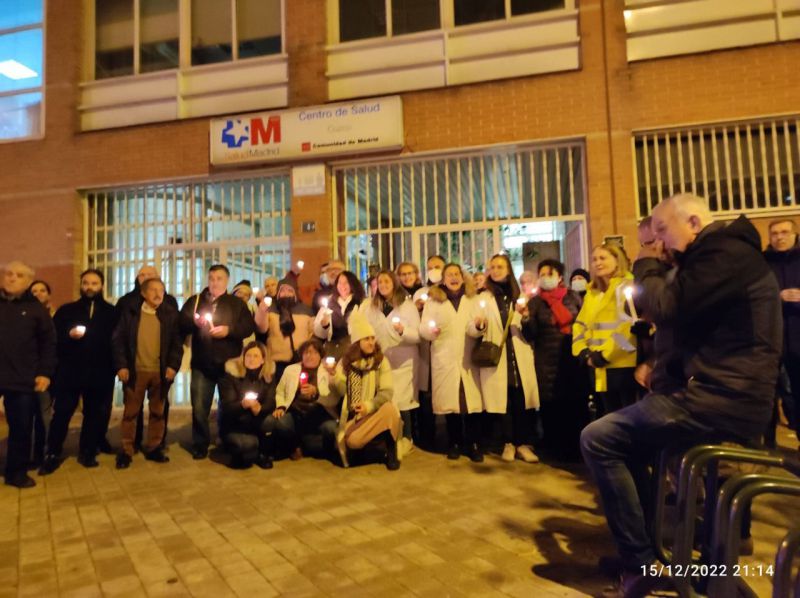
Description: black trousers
xmin=445 ymin=413 xmax=482 ymax=446
xmin=1 ymin=390 xmax=36 ymax=480
xmin=501 ymin=386 xmax=535 ymax=446
xmin=48 ymin=384 xmax=114 ymax=457
xmin=596 ymin=367 xmax=638 ymax=416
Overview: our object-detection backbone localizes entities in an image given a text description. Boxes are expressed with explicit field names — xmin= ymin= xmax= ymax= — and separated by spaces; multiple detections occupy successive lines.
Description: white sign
xmin=292 ymin=164 xmax=326 ymax=197
xmin=210 ymin=96 xmax=404 ymax=165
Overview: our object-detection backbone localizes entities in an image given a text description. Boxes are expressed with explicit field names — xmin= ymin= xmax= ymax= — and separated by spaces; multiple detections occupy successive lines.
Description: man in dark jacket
xmin=114 ymin=264 xmax=179 ymax=451
xmin=42 ymin=269 xmax=117 ymax=472
xmin=764 ymin=218 xmax=800 ymax=444
xmin=0 ymin=261 xmax=57 ymax=488
xmin=580 ymin=194 xmax=782 ymax=593
xmin=112 ymin=278 xmax=183 ymax=468
xmin=179 ymin=264 xmax=255 ymax=459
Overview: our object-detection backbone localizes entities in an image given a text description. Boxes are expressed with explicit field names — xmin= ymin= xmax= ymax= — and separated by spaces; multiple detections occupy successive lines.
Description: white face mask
xmin=539 ymin=276 xmax=559 ymax=291
xmin=571 ymin=279 xmax=587 ymax=292
xmin=427 ymin=268 xmax=443 ymax=284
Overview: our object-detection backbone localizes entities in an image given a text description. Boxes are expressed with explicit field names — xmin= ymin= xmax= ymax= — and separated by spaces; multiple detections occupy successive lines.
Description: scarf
xmin=345 ymin=356 xmax=379 ymax=416
xmin=277 ymin=297 xmax=296 ymax=337
xmin=444 ymin=285 xmax=465 ymax=311
xmin=539 ymin=286 xmax=574 ymax=334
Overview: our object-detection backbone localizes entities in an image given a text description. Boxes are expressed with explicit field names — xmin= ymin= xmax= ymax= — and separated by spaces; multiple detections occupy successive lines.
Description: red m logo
xmin=251 ymin=116 xmax=281 ymax=145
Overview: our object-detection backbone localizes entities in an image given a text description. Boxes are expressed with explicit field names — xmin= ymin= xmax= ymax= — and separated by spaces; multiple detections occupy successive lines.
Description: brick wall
xmin=1 ymin=0 xmax=798 ymax=308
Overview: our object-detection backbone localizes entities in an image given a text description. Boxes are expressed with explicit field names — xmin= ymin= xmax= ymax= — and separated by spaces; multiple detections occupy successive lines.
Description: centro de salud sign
xmin=210 ymin=96 xmax=404 ymax=165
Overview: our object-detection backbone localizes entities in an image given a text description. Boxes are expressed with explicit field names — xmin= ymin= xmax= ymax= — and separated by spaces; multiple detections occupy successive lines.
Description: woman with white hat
xmin=326 ymin=311 xmax=402 ymax=470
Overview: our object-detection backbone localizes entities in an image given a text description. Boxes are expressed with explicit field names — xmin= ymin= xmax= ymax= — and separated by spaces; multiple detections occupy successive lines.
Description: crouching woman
xmin=328 ymin=312 xmax=402 ymax=470
xmin=219 ymin=341 xmax=278 ymax=469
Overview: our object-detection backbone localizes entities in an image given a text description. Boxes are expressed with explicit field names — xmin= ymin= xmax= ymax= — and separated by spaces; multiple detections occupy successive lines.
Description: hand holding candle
xmin=203 ymin=312 xmax=213 ymax=327
xmin=391 ymin=315 xmax=404 ymax=334
xmin=71 ymin=325 xmax=87 ymax=339
xmin=299 ymin=371 xmax=308 ymax=386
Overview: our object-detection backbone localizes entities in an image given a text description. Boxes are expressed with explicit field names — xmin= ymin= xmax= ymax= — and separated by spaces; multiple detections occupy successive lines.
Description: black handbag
xmin=472 ymin=304 xmax=514 ymax=368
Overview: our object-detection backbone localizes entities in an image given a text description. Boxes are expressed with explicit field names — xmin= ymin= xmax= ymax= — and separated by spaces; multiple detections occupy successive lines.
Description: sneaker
xmin=397 ymin=437 xmax=414 ymax=460
xmin=516 ymin=445 xmax=540 ymax=463
xmin=143 ymin=449 xmax=169 ymax=463
xmin=38 ymin=454 xmax=62 ymax=476
xmin=4 ymin=473 xmax=36 ymax=488
xmin=256 ymin=454 xmax=274 ymax=469
xmin=501 ymin=443 xmax=516 ymax=462
xmin=191 ymin=448 xmax=208 ymax=460
xmin=467 ymin=443 xmax=484 ymax=463
xmin=446 ymin=444 xmax=461 ymax=460
xmin=116 ymin=453 xmax=132 ymax=469
xmin=77 ymin=454 xmax=99 ymax=468
xmin=289 ymin=447 xmax=303 ymax=461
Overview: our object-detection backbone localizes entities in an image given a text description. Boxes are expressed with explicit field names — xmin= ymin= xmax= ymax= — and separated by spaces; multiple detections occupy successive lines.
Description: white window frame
xmin=85 ymin=0 xmax=286 ymax=80
xmin=0 ymin=0 xmax=46 ymax=144
xmin=328 ymin=0 xmax=575 ymax=44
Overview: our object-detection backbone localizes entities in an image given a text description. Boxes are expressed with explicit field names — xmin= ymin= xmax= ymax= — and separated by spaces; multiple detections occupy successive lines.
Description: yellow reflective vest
xmin=571 ymin=274 xmax=637 ymax=392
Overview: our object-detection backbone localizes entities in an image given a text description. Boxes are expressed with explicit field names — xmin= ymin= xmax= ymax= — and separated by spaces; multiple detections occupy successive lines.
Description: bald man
xmin=580 ymin=194 xmax=782 ymax=592
xmin=0 ymin=261 xmax=57 ymax=488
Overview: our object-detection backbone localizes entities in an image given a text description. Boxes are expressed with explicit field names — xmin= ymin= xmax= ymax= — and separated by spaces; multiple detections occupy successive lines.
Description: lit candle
xmin=244 ymin=391 xmax=258 ymax=401
xmin=325 ymin=356 xmax=336 ymax=367
xmin=420 ymin=293 xmax=429 ymax=302
xmin=265 ymin=296 xmax=273 ymax=307
xmin=204 ymin=313 xmax=213 ymax=326
xmin=517 ymin=297 xmax=527 ymax=307
xmin=74 ymin=325 xmax=87 ymax=337
xmin=296 ymin=260 xmax=305 ymax=270
xmin=623 ymin=286 xmax=639 ymax=320
xmin=391 ymin=316 xmax=401 ymax=325
xmin=428 ymin=320 xmax=437 ymax=330
xmin=299 ymin=371 xmax=308 ymax=386
xmin=252 ymin=287 xmax=260 ymax=294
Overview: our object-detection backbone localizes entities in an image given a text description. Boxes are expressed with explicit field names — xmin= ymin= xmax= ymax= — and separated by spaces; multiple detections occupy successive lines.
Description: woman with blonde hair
xmin=572 ymin=243 xmax=638 ymax=415
xmin=420 ymin=263 xmax=484 ymax=461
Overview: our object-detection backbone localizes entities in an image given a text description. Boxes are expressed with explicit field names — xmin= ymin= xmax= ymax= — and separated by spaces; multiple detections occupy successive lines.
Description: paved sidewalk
xmin=1 ymin=410 xmax=796 ymax=597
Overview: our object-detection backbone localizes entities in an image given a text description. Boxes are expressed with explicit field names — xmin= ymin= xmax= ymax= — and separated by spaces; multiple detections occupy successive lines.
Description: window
xmin=634 ymin=116 xmax=800 ymax=217
xmin=339 ymin=0 xmax=440 ymax=42
xmin=0 ymin=0 xmax=43 ymax=141
xmin=454 ymin=0 xmax=565 ymax=26
xmin=92 ymin=0 xmax=282 ymax=77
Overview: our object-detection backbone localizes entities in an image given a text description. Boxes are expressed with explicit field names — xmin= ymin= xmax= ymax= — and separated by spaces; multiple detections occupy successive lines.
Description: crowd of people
xmin=1 ymin=194 xmax=798 ymax=598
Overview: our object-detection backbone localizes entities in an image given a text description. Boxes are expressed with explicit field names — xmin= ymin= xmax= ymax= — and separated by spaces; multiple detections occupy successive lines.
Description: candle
xmin=296 ymin=260 xmax=305 ymax=270
xmin=252 ymin=287 xmax=260 ymax=294
xmin=517 ymin=297 xmax=527 ymax=306
xmin=244 ymin=391 xmax=258 ymax=401
xmin=265 ymin=296 xmax=273 ymax=307
xmin=391 ymin=316 xmax=401 ymax=324
xmin=74 ymin=325 xmax=86 ymax=337
xmin=203 ymin=313 xmax=213 ymax=326
xmin=479 ymin=300 xmax=486 ymax=309
xmin=325 ymin=356 xmax=336 ymax=367
xmin=428 ymin=320 xmax=437 ymax=330
xmin=623 ymin=286 xmax=639 ymax=320
xmin=420 ymin=293 xmax=429 ymax=302
xmin=299 ymin=372 xmax=308 ymax=385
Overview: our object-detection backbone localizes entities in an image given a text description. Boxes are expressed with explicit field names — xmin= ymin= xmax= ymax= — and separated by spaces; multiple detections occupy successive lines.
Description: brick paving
xmin=1 ymin=410 xmax=797 ymax=597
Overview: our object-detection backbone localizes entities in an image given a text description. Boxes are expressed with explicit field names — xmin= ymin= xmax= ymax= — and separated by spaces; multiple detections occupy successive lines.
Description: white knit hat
xmin=348 ymin=311 xmax=376 ymax=343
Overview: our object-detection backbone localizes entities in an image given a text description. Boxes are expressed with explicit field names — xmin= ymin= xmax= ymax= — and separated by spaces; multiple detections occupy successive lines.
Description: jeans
xmin=1 ymin=390 xmax=36 ymax=480
xmin=223 ymin=415 xmax=278 ymax=463
xmin=48 ymin=384 xmax=114 ymax=458
xmin=190 ymin=368 xmax=222 ymax=452
xmin=273 ymin=405 xmax=337 ymax=455
xmin=580 ymin=392 xmax=723 ymax=571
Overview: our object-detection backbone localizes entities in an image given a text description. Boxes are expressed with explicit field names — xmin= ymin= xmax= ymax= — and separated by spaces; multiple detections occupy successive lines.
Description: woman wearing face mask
xmin=520 ymin=260 xmax=584 ymax=460
xmin=359 ymin=271 xmax=421 ymax=455
xmin=255 ymin=283 xmax=313 ymax=383
xmin=470 ymin=254 xmax=540 ymax=464
xmin=569 ymin=269 xmax=590 ymax=306
xmin=572 ymin=244 xmax=637 ymax=416
xmin=219 ymin=342 xmax=278 ymax=469
xmin=313 ymin=271 xmax=366 ymax=360
xmin=420 ymin=263 xmax=484 ymax=461
xmin=326 ymin=312 xmax=402 ymax=470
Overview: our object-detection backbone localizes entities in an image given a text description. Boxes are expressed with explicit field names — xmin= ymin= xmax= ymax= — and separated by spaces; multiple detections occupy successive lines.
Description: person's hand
xmin=321 ymin=312 xmax=331 ymax=327
xmin=34 ymin=376 xmax=50 ymax=392
xmin=637 ymin=239 xmax=665 ymax=261
xmin=392 ymin=320 xmax=404 ymax=335
xmin=300 ymin=383 xmax=317 ymax=398
xmin=256 ymin=287 xmax=267 ymax=303
xmin=165 ymin=367 xmax=177 ymax=381
xmin=117 ymin=368 xmax=130 ymax=383
xmin=588 ymin=351 xmax=608 ymax=368
xmin=69 ymin=326 xmax=85 ymax=339
xmin=273 ymin=407 xmax=286 ymax=419
xmin=209 ymin=325 xmax=229 ymax=339
xmin=634 ymin=362 xmax=653 ymax=389
xmin=242 ymin=396 xmax=257 ymax=409
xmin=515 ymin=302 xmax=529 ymax=317
xmin=353 ymin=403 xmax=367 ymax=415
xmin=249 ymin=401 xmax=262 ymax=415
xmin=474 ymin=316 xmax=487 ymax=331
xmin=323 ymin=360 xmax=336 ymax=375
xmin=630 ymin=320 xmax=653 ymax=338
xmin=780 ymin=288 xmax=800 ymax=303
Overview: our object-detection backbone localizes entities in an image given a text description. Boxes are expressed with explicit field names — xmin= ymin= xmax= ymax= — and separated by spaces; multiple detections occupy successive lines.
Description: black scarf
xmin=444 ymin=285 xmax=465 ymax=311
xmin=277 ymin=297 xmax=296 ymax=337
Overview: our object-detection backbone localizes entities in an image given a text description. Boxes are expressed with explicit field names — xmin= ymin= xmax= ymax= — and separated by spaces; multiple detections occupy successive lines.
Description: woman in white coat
xmin=359 ymin=271 xmax=420 ymax=455
xmin=420 ymin=263 xmax=484 ymax=462
xmin=312 ymin=271 xmax=366 ymax=360
xmin=469 ymin=254 xmax=540 ymax=464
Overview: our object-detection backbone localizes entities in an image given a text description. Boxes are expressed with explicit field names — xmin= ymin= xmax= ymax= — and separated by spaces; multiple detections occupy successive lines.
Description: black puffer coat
xmin=633 ymin=215 xmax=782 ymax=440
xmin=218 ymin=358 xmax=276 ymax=436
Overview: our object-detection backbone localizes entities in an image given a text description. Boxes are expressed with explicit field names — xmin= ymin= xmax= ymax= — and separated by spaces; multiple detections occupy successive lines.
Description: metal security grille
xmin=634 ymin=116 xmax=800 ymax=217
xmin=86 ymin=174 xmax=292 ymax=302
xmin=333 ymin=141 xmax=586 ymax=277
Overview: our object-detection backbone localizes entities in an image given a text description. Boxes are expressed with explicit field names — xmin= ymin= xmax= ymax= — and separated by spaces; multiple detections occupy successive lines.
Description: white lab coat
xmin=359 ymin=298 xmax=421 ymax=411
xmin=467 ymin=291 xmax=539 ymax=413
xmin=413 ymin=285 xmax=433 ymax=392
xmin=419 ymin=295 xmax=483 ymax=414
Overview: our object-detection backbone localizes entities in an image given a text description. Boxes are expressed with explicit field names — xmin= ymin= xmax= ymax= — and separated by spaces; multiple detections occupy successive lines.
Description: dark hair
xmin=141 ymin=278 xmax=165 ymax=293
xmin=484 ymin=254 xmax=520 ymax=301
xmin=537 ymin=259 xmax=565 ymax=278
xmin=371 ymin=270 xmax=407 ymax=309
xmin=332 ymin=271 xmax=366 ymax=304
xmin=342 ymin=339 xmax=384 ymax=373
xmin=80 ymin=268 xmax=104 ymax=285
xmin=209 ymin=264 xmax=230 ymax=277
xmin=241 ymin=340 xmax=267 ymax=360
xmin=570 ymin=268 xmax=590 ymax=282
xmin=30 ymin=279 xmax=52 ymax=294
xmin=298 ymin=337 xmax=325 ymax=358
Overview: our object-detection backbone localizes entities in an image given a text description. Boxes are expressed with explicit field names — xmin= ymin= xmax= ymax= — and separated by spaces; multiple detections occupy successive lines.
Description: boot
xmin=380 ymin=431 xmax=400 ymax=471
